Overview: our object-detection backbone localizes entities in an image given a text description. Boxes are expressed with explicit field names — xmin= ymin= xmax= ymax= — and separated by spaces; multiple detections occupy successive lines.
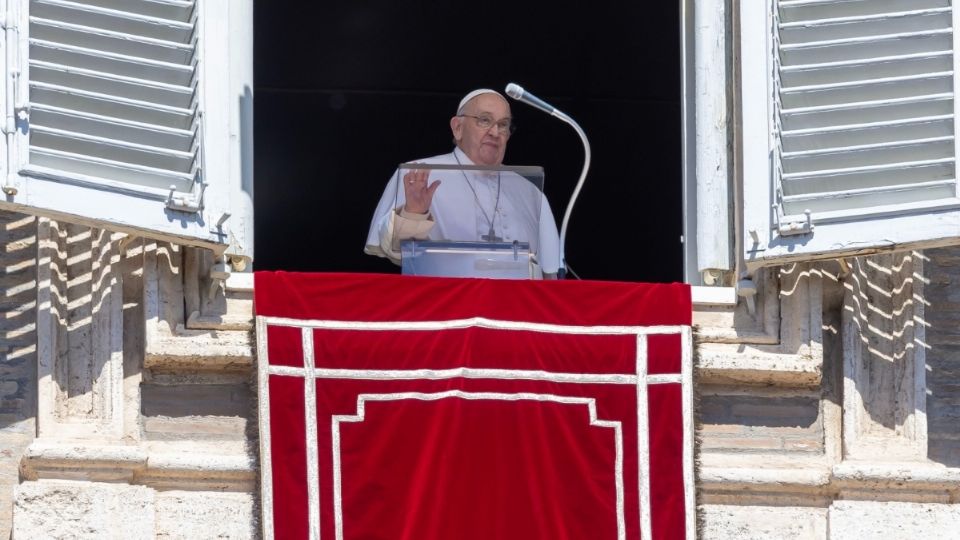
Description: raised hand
xmin=402 ymin=169 xmax=441 ymax=214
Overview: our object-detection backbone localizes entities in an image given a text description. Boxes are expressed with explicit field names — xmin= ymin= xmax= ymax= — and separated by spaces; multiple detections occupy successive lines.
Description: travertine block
xmin=828 ymin=501 xmax=960 ymax=539
xmin=13 ymin=481 xmax=155 ymax=539
xmin=700 ymin=504 xmax=827 ymax=539
xmin=155 ymin=491 xmax=256 ymax=539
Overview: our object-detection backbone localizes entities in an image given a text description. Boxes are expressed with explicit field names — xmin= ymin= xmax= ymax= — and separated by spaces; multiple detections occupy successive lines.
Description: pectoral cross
xmin=481 ymin=228 xmax=503 ymax=242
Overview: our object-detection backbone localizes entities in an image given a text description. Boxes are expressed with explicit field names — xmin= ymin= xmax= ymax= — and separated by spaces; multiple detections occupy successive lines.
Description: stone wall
xmin=697 ymin=250 xmax=960 ymax=538
xmin=2 ymin=216 xmax=257 ymax=539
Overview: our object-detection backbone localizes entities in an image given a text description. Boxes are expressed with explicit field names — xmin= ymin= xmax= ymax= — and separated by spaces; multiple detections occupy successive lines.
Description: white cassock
xmin=365 ymin=147 xmax=561 ymax=274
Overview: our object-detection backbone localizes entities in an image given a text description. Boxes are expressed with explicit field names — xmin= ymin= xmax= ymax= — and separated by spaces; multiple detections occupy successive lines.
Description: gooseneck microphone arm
xmin=505 ymin=83 xmax=591 ymax=278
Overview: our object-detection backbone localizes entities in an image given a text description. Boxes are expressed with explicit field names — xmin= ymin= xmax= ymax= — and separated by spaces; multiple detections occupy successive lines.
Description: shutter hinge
xmin=774 ymin=206 xmax=814 ymax=236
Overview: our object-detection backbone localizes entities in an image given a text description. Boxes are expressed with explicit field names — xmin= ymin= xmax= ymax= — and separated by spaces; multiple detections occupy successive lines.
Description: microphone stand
xmin=505 ymin=84 xmax=591 ymax=279
xmin=551 ymin=109 xmax=590 ymax=280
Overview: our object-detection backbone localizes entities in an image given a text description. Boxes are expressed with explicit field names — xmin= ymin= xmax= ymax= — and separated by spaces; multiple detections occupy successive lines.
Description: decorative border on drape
xmin=257 ymin=316 xmax=694 ymax=540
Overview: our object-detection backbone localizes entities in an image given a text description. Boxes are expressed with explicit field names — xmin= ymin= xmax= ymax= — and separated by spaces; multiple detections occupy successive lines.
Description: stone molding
xmin=143 ymin=243 xmax=254 ymax=370
xmin=19 ymin=441 xmax=255 ymax=491
xmin=695 ymin=264 xmax=825 ymax=387
xmin=701 ymin=461 xmax=960 ymax=504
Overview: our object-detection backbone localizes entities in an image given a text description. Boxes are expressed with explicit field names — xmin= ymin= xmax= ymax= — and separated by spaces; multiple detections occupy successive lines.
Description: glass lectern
xmin=392 ymin=162 xmax=547 ymax=279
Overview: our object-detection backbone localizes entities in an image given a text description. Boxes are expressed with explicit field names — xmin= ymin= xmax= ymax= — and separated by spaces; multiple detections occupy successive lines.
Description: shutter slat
xmin=782 ymin=95 xmax=952 ymax=131
xmin=32 ymin=0 xmax=194 ymax=43
xmin=30 ymin=17 xmax=194 ymax=64
xmin=779 ymin=8 xmax=950 ymax=28
xmin=31 ymin=126 xmax=195 ymax=172
xmin=782 ymin=156 xmax=955 ymax=180
xmin=782 ymin=50 xmax=951 ymax=73
xmin=781 ymin=181 xmax=956 ymax=214
xmin=781 ymin=70 xmax=952 ymax=94
xmin=782 ymin=92 xmax=951 ymax=114
xmin=780 ymin=74 xmax=952 ymax=109
xmin=782 ymin=118 xmax=953 ymax=153
xmin=782 ymin=113 xmax=952 ymax=136
xmin=779 ymin=10 xmax=951 ymax=45
xmin=783 ymin=141 xmax=953 ymax=173
xmin=69 ymin=0 xmax=194 ymax=21
xmin=783 ymin=162 xmax=953 ymax=200
xmin=784 ymin=179 xmax=955 ymax=203
xmin=780 ymin=28 xmax=951 ymax=51
xmin=31 ymin=82 xmax=194 ymax=128
xmin=31 ymin=40 xmax=194 ymax=85
xmin=782 ymin=33 xmax=952 ymax=65
xmin=781 ymin=54 xmax=951 ymax=87
xmin=29 ymin=149 xmax=194 ymax=189
xmin=782 ymin=135 xmax=954 ymax=158
xmin=34 ymin=0 xmax=193 ymax=27
xmin=31 ymin=61 xmax=195 ymax=112
xmin=31 ymin=104 xmax=194 ymax=151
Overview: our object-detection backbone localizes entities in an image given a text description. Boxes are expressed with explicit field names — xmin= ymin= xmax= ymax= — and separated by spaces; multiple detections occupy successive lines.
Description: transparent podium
xmin=394 ymin=162 xmax=548 ymax=279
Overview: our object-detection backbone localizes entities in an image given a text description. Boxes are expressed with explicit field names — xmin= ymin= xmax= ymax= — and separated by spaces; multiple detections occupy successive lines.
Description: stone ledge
xmin=20 ymin=441 xmax=255 ymax=491
xmin=694 ymin=326 xmax=781 ymax=345
xmin=186 ymin=307 xmax=253 ymax=332
xmin=696 ymin=345 xmax=822 ymax=387
xmin=700 ymin=461 xmax=960 ymax=503
xmin=144 ymin=323 xmax=253 ymax=371
xmin=833 ymin=462 xmax=960 ymax=493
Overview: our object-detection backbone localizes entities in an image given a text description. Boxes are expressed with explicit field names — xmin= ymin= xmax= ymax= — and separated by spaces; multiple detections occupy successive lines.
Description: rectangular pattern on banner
xmin=255 ymin=272 xmax=694 ymax=540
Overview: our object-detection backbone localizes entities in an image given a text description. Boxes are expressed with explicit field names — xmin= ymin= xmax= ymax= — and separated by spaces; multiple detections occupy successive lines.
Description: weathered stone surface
xmin=828 ymin=501 xmax=960 ymax=539
xmin=155 ymin=491 xmax=257 ymax=539
xmin=141 ymin=383 xmax=252 ymax=441
xmin=13 ymin=481 xmax=155 ymax=539
xmin=0 ymin=424 xmax=33 ymax=540
xmin=699 ymin=392 xmax=822 ymax=454
xmin=700 ymin=504 xmax=827 ymax=539
xmin=925 ymin=247 xmax=960 ymax=467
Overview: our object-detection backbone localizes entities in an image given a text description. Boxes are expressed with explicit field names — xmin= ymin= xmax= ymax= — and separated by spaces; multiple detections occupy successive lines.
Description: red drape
xmin=256 ymin=272 xmax=692 ymax=539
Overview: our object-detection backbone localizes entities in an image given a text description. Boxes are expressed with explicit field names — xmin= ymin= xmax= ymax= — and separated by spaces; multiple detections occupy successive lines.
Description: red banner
xmin=256 ymin=272 xmax=693 ymax=539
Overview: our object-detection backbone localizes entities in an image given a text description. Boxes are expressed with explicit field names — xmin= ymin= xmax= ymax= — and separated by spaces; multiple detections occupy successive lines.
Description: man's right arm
xmin=377 ymin=208 xmax=435 ymax=264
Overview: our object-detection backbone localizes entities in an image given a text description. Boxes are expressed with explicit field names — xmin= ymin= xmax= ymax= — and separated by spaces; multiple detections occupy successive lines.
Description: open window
xmin=0 ymin=0 xmax=252 ymax=263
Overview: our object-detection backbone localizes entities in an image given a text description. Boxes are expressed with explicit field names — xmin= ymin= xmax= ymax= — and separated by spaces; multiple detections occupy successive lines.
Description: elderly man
xmin=364 ymin=88 xmax=561 ymax=277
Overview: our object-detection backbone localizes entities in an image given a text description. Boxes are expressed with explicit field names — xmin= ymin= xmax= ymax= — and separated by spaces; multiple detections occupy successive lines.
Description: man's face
xmin=450 ymin=93 xmax=512 ymax=166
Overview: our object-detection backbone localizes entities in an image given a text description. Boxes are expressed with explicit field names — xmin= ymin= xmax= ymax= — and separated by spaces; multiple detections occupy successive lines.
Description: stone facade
xmin=697 ymin=251 xmax=960 ymax=538
xmin=0 ymin=213 xmax=256 ymax=539
xmin=3 ymin=206 xmax=960 ymax=538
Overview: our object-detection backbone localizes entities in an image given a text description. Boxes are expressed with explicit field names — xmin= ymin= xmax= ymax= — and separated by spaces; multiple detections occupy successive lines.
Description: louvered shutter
xmin=741 ymin=0 xmax=960 ymax=268
xmin=0 ymin=0 xmax=252 ymax=260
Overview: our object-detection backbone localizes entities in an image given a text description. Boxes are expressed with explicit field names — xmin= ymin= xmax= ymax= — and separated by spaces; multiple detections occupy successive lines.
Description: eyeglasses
xmin=459 ymin=114 xmax=516 ymax=135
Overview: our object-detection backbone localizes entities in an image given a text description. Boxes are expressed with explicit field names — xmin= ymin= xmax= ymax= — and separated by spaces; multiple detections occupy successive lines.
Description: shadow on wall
xmin=0 ymin=213 xmax=39 ymax=540
xmin=840 ymin=251 xmax=957 ymax=466
xmin=920 ymin=247 xmax=960 ymax=467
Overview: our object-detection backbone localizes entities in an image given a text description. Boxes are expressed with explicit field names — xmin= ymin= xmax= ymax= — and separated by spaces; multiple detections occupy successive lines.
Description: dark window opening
xmin=254 ymin=2 xmax=682 ymax=283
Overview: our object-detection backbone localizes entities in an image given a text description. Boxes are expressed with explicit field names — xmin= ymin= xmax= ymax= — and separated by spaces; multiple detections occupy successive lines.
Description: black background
xmin=254 ymin=2 xmax=682 ymax=283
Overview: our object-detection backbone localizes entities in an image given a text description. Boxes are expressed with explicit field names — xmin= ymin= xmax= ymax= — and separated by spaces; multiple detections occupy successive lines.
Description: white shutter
xmin=27 ymin=0 xmax=200 ymax=196
xmin=741 ymin=0 xmax=960 ymax=268
xmin=0 ymin=0 xmax=252 ymax=260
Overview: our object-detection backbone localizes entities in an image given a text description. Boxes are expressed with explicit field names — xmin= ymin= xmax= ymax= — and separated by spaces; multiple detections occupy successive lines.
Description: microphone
xmin=505 ymin=83 xmax=556 ymax=116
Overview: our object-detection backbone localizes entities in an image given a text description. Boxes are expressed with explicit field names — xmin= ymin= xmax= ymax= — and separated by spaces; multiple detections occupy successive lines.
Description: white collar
xmin=453 ymin=146 xmax=473 ymax=165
